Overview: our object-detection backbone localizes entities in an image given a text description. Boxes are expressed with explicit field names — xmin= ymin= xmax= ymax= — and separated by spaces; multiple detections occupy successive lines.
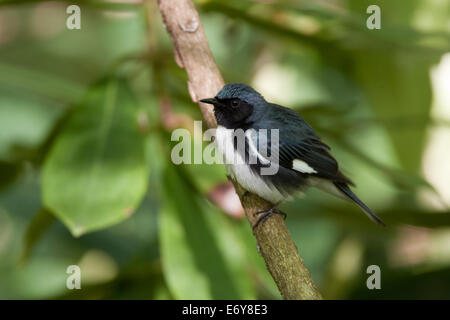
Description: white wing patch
xmin=292 ymin=159 xmax=317 ymax=174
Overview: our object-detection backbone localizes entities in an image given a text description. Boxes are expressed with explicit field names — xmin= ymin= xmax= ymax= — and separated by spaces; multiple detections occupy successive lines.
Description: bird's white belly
xmin=215 ymin=126 xmax=286 ymax=204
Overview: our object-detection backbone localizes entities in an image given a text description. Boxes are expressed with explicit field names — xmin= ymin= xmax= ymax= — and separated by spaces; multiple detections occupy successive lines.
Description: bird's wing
xmin=277 ymin=136 xmax=353 ymax=184
xmin=254 ymin=104 xmax=353 ymax=185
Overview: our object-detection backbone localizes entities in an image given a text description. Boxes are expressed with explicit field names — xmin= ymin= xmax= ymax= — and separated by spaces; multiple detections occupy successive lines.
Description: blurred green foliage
xmin=0 ymin=0 xmax=449 ymax=299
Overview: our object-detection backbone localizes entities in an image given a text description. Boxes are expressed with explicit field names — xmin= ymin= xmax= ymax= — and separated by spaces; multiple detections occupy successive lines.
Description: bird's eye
xmin=231 ymin=99 xmax=240 ymax=108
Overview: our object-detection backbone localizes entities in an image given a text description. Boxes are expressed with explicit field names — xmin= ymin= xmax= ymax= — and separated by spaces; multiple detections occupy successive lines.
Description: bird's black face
xmin=201 ymin=83 xmax=265 ymax=128
xmin=200 ymin=97 xmax=254 ymax=129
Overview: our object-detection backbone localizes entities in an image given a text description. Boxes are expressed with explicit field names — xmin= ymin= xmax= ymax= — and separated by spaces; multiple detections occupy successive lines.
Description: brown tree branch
xmin=156 ymin=0 xmax=322 ymax=300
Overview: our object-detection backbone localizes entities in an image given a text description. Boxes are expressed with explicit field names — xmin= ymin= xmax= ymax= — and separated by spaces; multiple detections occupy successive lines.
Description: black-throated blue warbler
xmin=200 ymin=83 xmax=385 ymax=228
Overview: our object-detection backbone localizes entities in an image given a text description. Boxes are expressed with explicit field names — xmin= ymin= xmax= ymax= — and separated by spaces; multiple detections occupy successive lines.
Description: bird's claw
xmin=252 ymin=207 xmax=287 ymax=230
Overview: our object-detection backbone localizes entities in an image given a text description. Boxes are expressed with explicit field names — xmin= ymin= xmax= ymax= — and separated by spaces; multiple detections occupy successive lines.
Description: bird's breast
xmin=214 ymin=125 xmax=286 ymax=204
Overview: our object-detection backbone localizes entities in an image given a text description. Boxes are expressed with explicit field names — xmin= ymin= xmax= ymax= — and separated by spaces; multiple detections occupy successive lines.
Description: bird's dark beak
xmin=200 ymin=97 xmax=218 ymax=105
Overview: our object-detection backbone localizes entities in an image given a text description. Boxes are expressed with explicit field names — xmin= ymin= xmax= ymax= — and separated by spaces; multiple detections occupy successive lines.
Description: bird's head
xmin=200 ymin=83 xmax=266 ymax=128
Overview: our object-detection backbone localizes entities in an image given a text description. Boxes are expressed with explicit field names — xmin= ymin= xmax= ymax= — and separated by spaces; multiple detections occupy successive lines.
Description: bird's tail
xmin=334 ymin=182 xmax=385 ymax=226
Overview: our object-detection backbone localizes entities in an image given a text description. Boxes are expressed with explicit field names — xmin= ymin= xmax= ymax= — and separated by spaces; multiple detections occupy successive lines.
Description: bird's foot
xmin=252 ymin=206 xmax=287 ymax=230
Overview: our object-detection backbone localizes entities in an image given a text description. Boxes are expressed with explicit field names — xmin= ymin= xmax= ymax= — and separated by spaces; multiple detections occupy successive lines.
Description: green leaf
xmin=19 ymin=208 xmax=55 ymax=265
xmin=347 ymin=0 xmax=438 ymax=173
xmin=159 ymin=165 xmax=255 ymax=299
xmin=42 ymin=78 xmax=148 ymax=236
xmin=338 ymin=139 xmax=438 ymax=193
xmin=234 ymin=220 xmax=282 ymax=299
xmin=183 ymin=140 xmax=228 ymax=193
xmin=353 ymin=51 xmax=435 ymax=172
xmin=0 ymin=87 xmax=62 ymax=161
xmin=0 ymin=161 xmax=22 ymax=192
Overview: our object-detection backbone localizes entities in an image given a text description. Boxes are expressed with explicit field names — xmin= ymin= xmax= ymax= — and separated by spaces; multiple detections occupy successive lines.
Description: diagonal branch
xmin=156 ymin=0 xmax=322 ymax=300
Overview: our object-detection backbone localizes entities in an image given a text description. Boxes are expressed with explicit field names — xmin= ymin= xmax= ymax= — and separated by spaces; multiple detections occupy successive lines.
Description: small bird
xmin=200 ymin=83 xmax=385 ymax=228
